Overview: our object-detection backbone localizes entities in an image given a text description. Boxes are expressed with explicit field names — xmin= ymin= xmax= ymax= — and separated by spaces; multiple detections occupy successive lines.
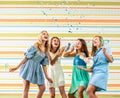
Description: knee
xmin=68 ymin=93 xmax=71 ymax=98
xmin=42 ymin=86 xmax=46 ymax=92
xmin=77 ymin=89 xmax=84 ymax=95
xmin=40 ymin=85 xmax=46 ymax=92
xmin=50 ymin=93 xmax=55 ymax=98
xmin=68 ymin=93 xmax=74 ymax=98
xmin=23 ymin=85 xmax=29 ymax=92
xmin=86 ymin=88 xmax=91 ymax=95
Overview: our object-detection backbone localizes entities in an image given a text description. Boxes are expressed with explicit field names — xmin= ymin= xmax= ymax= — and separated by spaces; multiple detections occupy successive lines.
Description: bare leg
xmin=77 ymin=86 xmax=85 ymax=98
xmin=35 ymin=84 xmax=45 ymax=98
xmin=49 ymin=87 xmax=55 ymax=98
xmin=59 ymin=86 xmax=67 ymax=98
xmin=22 ymin=80 xmax=30 ymax=98
xmin=86 ymin=84 xmax=98 ymax=98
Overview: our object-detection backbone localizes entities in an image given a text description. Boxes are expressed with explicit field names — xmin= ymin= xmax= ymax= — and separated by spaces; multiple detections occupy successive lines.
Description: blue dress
xmin=90 ymin=46 xmax=113 ymax=91
xmin=69 ymin=55 xmax=89 ymax=97
xmin=20 ymin=45 xmax=49 ymax=85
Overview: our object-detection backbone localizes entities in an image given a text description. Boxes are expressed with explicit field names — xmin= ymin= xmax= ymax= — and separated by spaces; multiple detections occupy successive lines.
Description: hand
xmin=9 ymin=67 xmax=18 ymax=72
xmin=69 ymin=45 xmax=74 ymax=52
xmin=77 ymin=66 xmax=83 ymax=70
xmin=57 ymin=47 xmax=65 ymax=57
xmin=103 ymin=48 xmax=107 ymax=54
xmin=46 ymin=77 xmax=53 ymax=83
xmin=60 ymin=46 xmax=65 ymax=53
xmin=84 ymin=58 xmax=90 ymax=63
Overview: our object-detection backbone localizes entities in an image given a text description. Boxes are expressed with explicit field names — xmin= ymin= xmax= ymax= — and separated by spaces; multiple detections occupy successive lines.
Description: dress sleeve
xmin=41 ymin=54 xmax=49 ymax=66
xmin=24 ymin=46 xmax=37 ymax=59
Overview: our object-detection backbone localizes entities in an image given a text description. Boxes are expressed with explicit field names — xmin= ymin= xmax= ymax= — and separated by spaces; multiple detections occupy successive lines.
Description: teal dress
xmin=20 ymin=45 xmax=49 ymax=85
xmin=68 ymin=55 xmax=89 ymax=97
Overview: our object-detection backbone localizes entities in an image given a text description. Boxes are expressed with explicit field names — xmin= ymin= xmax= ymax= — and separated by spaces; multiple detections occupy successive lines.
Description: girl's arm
xmin=42 ymin=66 xmax=53 ymax=83
xmin=77 ymin=66 xmax=92 ymax=72
xmin=63 ymin=46 xmax=76 ymax=57
xmin=103 ymin=48 xmax=114 ymax=63
xmin=48 ymin=47 xmax=65 ymax=65
xmin=9 ymin=57 xmax=27 ymax=72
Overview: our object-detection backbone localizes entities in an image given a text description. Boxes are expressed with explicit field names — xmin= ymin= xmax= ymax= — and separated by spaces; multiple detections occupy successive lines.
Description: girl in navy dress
xmin=80 ymin=36 xmax=114 ymax=98
xmin=9 ymin=30 xmax=52 ymax=98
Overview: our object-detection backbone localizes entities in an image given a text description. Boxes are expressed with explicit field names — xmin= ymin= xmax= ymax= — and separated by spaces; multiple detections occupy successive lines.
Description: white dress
xmin=47 ymin=51 xmax=65 ymax=88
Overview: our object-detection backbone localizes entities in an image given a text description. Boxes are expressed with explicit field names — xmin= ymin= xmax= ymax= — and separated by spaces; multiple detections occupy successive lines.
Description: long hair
xmin=76 ymin=39 xmax=89 ymax=57
xmin=50 ymin=37 xmax=60 ymax=53
xmin=37 ymin=30 xmax=49 ymax=52
xmin=91 ymin=35 xmax=104 ymax=56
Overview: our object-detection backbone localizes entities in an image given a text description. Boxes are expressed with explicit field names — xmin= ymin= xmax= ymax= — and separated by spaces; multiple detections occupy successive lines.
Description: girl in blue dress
xmin=63 ymin=39 xmax=89 ymax=98
xmin=80 ymin=36 xmax=114 ymax=98
xmin=9 ymin=30 xmax=53 ymax=98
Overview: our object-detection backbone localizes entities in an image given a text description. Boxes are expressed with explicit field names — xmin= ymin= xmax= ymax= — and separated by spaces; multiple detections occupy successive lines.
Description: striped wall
xmin=0 ymin=0 xmax=120 ymax=97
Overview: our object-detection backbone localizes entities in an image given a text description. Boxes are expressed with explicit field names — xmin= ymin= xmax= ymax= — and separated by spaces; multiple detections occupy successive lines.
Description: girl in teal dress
xmin=9 ymin=30 xmax=52 ymax=98
xmin=63 ymin=39 xmax=89 ymax=98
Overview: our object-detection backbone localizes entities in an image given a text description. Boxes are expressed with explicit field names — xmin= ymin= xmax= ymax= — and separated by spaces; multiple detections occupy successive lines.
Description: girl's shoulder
xmin=33 ymin=42 xmax=39 ymax=48
xmin=79 ymin=52 xmax=86 ymax=57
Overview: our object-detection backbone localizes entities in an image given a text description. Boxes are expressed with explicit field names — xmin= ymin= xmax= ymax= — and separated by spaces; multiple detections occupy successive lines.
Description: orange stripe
xmin=0 ymin=51 xmax=120 ymax=55
xmin=0 ymin=51 xmax=23 ymax=54
xmin=113 ymin=52 xmax=120 ymax=55
xmin=0 ymin=19 xmax=120 ymax=23
xmin=65 ymin=84 xmax=120 ymax=87
xmin=1 ymin=83 xmax=120 ymax=88
xmin=108 ymin=84 xmax=120 ymax=87
xmin=0 ymin=83 xmax=36 ymax=87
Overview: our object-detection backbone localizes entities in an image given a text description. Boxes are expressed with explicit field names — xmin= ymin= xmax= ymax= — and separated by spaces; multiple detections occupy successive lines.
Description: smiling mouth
xmin=55 ymin=44 xmax=58 ymax=46
xmin=44 ymin=37 xmax=48 ymax=39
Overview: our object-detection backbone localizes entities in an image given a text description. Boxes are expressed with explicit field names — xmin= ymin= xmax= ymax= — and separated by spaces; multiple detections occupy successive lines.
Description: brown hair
xmin=77 ymin=39 xmax=89 ymax=57
xmin=91 ymin=35 xmax=104 ymax=56
xmin=50 ymin=37 xmax=60 ymax=53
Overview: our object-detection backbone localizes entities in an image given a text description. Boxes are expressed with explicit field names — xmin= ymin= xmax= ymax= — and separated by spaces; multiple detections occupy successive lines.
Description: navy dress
xmin=20 ymin=45 xmax=49 ymax=85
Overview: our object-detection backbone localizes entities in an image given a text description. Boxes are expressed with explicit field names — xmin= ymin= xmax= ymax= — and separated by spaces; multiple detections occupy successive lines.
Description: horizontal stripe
xmin=0 ymin=19 xmax=120 ymax=23
xmin=0 ymin=1 xmax=120 ymax=5
xmin=0 ymin=33 xmax=120 ymax=37
xmin=1 ymin=66 xmax=120 ymax=70
xmin=0 ymin=7 xmax=120 ymax=9
xmin=0 ymin=51 xmax=119 ymax=55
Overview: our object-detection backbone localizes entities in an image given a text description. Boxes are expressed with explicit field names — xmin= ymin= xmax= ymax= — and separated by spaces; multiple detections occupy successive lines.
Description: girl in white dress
xmin=47 ymin=37 xmax=67 ymax=98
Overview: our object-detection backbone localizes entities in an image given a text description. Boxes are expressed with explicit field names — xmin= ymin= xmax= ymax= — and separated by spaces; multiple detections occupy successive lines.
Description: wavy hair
xmin=91 ymin=35 xmax=104 ymax=56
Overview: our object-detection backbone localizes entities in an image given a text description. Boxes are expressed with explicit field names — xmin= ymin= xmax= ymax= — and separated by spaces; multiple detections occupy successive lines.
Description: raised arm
xmin=103 ymin=48 xmax=114 ymax=63
xmin=47 ymin=46 xmax=65 ymax=65
xmin=62 ymin=46 xmax=76 ymax=57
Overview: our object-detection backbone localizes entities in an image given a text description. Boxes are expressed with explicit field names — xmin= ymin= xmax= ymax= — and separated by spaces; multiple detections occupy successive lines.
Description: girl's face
xmin=75 ymin=40 xmax=82 ymax=50
xmin=51 ymin=38 xmax=60 ymax=48
xmin=92 ymin=37 xmax=100 ymax=47
xmin=41 ymin=31 xmax=49 ymax=41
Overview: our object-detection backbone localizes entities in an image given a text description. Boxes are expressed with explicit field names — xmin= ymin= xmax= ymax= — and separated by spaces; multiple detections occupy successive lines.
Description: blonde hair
xmin=91 ymin=35 xmax=104 ymax=56
xmin=37 ymin=30 xmax=49 ymax=52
